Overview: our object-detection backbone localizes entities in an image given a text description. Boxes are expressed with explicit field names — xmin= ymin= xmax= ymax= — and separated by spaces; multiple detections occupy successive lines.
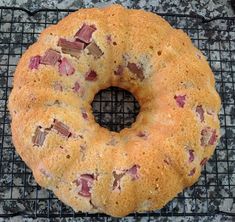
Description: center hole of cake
xmin=91 ymin=87 xmax=140 ymax=132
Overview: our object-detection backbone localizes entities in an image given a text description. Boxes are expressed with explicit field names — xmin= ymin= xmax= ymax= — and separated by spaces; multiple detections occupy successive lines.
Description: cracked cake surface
xmin=8 ymin=4 xmax=221 ymax=217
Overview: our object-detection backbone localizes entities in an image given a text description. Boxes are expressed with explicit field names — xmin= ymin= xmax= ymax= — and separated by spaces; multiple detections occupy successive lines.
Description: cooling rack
xmin=0 ymin=6 xmax=235 ymax=220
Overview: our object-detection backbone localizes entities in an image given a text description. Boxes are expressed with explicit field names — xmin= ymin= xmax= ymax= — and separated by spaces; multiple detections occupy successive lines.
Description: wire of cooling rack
xmin=0 ymin=7 xmax=235 ymax=219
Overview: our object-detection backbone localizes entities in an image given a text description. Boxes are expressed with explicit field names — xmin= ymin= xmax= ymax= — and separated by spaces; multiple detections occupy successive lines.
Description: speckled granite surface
xmin=1 ymin=0 xmax=235 ymax=18
xmin=0 ymin=0 xmax=235 ymax=221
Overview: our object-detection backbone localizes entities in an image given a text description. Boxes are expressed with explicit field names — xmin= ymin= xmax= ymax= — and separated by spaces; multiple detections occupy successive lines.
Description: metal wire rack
xmin=0 ymin=6 xmax=235 ymax=220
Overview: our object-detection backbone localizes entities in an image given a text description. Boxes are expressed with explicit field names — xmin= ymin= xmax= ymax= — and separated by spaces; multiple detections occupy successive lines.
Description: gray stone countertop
xmin=0 ymin=0 xmax=235 ymax=222
xmin=1 ymin=0 xmax=235 ymax=18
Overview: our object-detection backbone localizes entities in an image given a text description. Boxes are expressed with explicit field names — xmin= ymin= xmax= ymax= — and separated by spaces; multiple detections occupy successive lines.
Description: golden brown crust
xmin=8 ymin=4 xmax=221 ymax=217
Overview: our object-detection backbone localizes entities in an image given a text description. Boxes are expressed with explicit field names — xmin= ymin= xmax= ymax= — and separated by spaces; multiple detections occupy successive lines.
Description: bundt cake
xmin=8 ymin=4 xmax=221 ymax=217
